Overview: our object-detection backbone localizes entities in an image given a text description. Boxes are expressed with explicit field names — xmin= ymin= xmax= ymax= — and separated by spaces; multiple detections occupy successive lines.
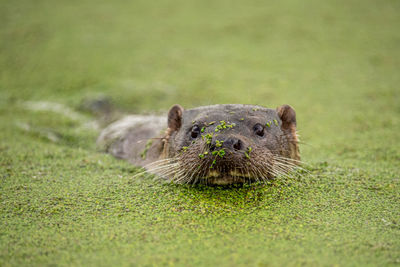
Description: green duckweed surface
xmin=1 ymin=0 xmax=399 ymax=266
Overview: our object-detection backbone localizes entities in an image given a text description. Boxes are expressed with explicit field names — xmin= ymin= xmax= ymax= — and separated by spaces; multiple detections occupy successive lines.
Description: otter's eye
xmin=253 ymin=124 xmax=265 ymax=137
xmin=191 ymin=125 xmax=201 ymax=138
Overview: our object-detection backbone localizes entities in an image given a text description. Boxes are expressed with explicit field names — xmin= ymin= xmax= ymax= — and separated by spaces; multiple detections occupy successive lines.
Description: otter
xmin=97 ymin=104 xmax=300 ymax=185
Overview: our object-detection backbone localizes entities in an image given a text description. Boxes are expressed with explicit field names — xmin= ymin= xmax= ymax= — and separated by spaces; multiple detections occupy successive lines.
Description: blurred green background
xmin=1 ymin=0 xmax=399 ymax=266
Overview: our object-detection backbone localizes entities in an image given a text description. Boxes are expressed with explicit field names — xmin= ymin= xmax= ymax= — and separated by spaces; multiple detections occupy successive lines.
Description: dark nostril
xmin=233 ymin=139 xmax=242 ymax=150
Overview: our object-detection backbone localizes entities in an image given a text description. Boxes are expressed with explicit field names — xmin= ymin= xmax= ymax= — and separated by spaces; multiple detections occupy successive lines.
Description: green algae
xmin=0 ymin=0 xmax=399 ymax=266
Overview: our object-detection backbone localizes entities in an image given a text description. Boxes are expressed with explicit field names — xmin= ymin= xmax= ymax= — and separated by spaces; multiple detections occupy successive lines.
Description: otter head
xmin=158 ymin=104 xmax=300 ymax=185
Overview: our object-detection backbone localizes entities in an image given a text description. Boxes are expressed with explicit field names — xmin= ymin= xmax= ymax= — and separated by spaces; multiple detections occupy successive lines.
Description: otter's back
xmin=97 ymin=115 xmax=166 ymax=166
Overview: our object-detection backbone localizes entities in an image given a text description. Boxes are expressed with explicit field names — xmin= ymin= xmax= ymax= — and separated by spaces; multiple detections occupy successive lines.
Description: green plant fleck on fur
xmin=215 ymin=140 xmax=223 ymax=147
xmin=245 ymin=146 xmax=252 ymax=159
xmin=215 ymin=121 xmax=236 ymax=132
xmin=211 ymin=148 xmax=226 ymax=158
xmin=202 ymin=133 xmax=213 ymax=144
xmin=140 ymin=139 xmax=153 ymax=159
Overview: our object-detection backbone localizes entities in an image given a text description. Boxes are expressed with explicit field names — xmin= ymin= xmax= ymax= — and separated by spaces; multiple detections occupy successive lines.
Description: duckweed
xmin=1 ymin=1 xmax=399 ymax=266
xmin=140 ymin=139 xmax=153 ymax=159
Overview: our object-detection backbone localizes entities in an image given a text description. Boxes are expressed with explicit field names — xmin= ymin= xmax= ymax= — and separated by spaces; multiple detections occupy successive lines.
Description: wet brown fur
xmin=98 ymin=104 xmax=301 ymax=185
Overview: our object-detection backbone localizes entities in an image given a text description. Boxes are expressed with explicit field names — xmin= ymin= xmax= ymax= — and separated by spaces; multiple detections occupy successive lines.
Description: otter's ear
xmin=276 ymin=104 xmax=297 ymax=130
xmin=167 ymin=104 xmax=184 ymax=132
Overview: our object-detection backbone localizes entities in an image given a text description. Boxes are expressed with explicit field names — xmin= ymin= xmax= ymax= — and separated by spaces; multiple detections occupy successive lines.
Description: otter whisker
xmin=244 ymin=164 xmax=253 ymax=184
xmin=132 ymin=162 xmax=177 ymax=178
xmin=174 ymin=156 xmax=202 ymax=184
xmin=273 ymin=158 xmax=309 ymax=174
xmin=187 ymin=159 xmax=206 ymax=184
xmin=146 ymin=164 xmax=180 ymax=176
xmin=143 ymin=158 xmax=178 ymax=170
xmin=256 ymin=165 xmax=270 ymax=183
xmin=176 ymin=165 xmax=195 ymax=184
xmin=152 ymin=165 xmax=179 ymax=176
xmin=247 ymin=163 xmax=262 ymax=184
xmin=273 ymin=162 xmax=295 ymax=171
xmin=149 ymin=166 xmax=182 ymax=180
xmin=179 ymin=158 xmax=203 ymax=183
xmin=271 ymin=163 xmax=298 ymax=181
xmin=171 ymin=170 xmax=187 ymax=183
xmin=273 ymin=155 xmax=309 ymax=167
xmin=191 ymin=160 xmax=208 ymax=184
xmin=261 ymin=165 xmax=278 ymax=180
xmin=272 ymin=155 xmax=306 ymax=167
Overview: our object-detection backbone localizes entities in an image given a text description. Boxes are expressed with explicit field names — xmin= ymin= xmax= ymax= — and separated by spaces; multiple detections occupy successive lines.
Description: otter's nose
xmin=209 ymin=138 xmax=243 ymax=151
xmin=224 ymin=138 xmax=243 ymax=151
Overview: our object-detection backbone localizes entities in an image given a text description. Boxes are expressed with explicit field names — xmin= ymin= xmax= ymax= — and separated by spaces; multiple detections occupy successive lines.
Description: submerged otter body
xmin=97 ymin=104 xmax=300 ymax=185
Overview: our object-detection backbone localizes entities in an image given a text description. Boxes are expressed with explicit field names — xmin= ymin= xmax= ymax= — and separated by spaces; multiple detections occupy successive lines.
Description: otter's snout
xmin=209 ymin=137 xmax=244 ymax=151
